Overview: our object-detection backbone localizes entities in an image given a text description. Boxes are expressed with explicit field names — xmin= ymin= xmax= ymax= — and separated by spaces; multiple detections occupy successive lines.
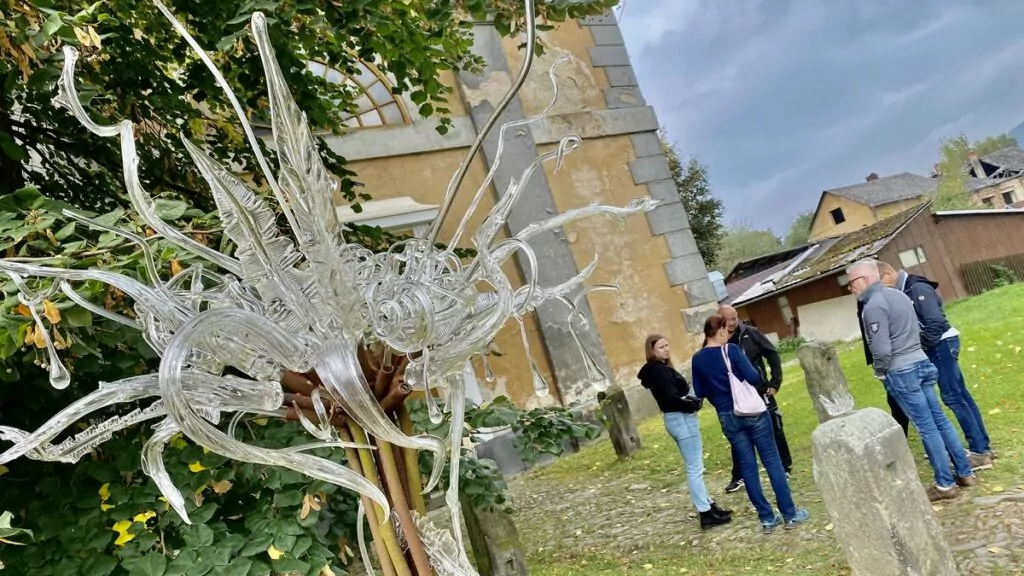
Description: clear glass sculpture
xmin=0 ymin=1 xmax=658 ymax=574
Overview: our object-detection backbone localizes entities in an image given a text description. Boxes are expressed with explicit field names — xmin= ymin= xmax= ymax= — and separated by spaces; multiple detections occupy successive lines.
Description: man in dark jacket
xmin=706 ymin=304 xmax=791 ymax=493
xmin=876 ymin=261 xmax=993 ymax=469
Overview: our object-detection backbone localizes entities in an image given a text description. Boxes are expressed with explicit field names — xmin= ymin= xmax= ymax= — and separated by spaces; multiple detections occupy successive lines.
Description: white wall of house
xmin=797 ymin=295 xmax=861 ymax=343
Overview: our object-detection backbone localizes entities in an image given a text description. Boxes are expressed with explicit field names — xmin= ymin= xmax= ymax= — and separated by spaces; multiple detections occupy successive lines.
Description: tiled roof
xmin=980 ymin=147 xmax=1024 ymax=173
xmin=965 ymin=177 xmax=1006 ymax=193
xmin=732 ymin=204 xmax=930 ymax=306
xmin=825 ymin=172 xmax=937 ymax=207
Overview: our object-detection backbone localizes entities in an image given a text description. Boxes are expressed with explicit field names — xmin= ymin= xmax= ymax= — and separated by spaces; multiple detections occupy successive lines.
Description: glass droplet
xmin=530 ymin=358 xmax=550 ymax=398
xmin=49 ymin=357 xmax=71 ymax=390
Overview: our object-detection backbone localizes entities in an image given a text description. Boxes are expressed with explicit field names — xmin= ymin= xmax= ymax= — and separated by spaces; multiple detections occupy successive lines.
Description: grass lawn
xmin=510 ymin=284 xmax=1024 ymax=575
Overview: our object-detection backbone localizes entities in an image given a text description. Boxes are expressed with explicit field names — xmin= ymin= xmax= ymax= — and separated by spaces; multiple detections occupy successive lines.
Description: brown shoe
xmin=955 ymin=474 xmax=978 ymax=488
xmin=926 ymin=484 xmax=960 ymax=502
xmin=968 ymin=452 xmax=993 ymax=471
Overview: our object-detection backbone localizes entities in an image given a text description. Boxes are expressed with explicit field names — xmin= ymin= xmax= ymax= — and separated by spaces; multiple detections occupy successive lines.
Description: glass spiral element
xmin=0 ymin=1 xmax=658 ymax=573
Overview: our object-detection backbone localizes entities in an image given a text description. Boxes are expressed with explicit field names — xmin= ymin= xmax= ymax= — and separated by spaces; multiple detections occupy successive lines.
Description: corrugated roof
xmin=825 ymin=172 xmax=937 ymax=207
xmin=723 ymin=259 xmax=794 ymax=305
xmin=980 ymin=147 xmax=1024 ymax=173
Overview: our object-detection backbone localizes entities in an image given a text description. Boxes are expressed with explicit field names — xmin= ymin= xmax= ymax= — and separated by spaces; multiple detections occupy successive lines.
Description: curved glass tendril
xmin=0 ymin=1 xmax=660 ymax=574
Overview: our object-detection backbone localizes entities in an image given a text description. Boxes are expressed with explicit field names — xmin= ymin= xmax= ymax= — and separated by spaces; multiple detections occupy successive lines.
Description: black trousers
xmin=730 ymin=406 xmax=792 ymax=482
xmin=886 ymin=392 xmax=911 ymax=437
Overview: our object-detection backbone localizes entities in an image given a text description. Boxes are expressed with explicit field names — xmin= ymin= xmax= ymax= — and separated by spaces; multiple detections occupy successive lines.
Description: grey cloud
xmin=619 ymin=0 xmax=1024 ymax=232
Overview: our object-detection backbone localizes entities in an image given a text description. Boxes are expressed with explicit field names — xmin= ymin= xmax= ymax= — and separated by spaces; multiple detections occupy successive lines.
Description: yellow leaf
xmin=14 ymin=303 xmax=31 ymax=317
xmin=99 ymin=483 xmax=110 ymax=501
xmin=0 ymin=465 xmax=6 ymax=478
xmin=170 ymin=259 xmax=183 ymax=276
xmin=267 ymin=545 xmax=284 ymax=560
xmin=825 ymin=523 xmax=834 ymax=531
xmin=299 ymin=497 xmax=312 ymax=520
xmin=23 ymin=324 xmax=34 ymax=346
xmin=989 ymin=546 xmax=1007 ymax=554
xmin=212 ymin=480 xmax=233 ymax=494
xmin=169 ymin=433 xmax=187 ymax=450
xmin=32 ymin=326 xmax=45 ymax=349
xmin=45 ymin=228 xmax=58 ymax=245
xmin=642 ymin=564 xmax=653 ymax=570
xmin=991 ymin=486 xmax=1005 ymax=493
xmin=188 ymin=461 xmax=207 ymax=473
xmin=53 ymin=329 xmax=68 ymax=350
xmin=989 ymin=408 xmax=1002 ymax=415
xmin=253 ymin=418 xmax=268 ymax=426
xmin=133 ymin=511 xmax=156 ymax=524
xmin=42 ymin=299 xmax=60 ymax=324
xmin=87 ymin=26 xmax=101 ymax=49
xmin=101 ymin=504 xmax=115 ymax=512
xmin=73 ymin=26 xmax=92 ymax=47
xmin=112 ymin=520 xmax=135 ymax=546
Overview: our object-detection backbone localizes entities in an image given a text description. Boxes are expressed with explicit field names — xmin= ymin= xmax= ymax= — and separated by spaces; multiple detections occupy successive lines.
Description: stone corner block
xmin=681 ymin=302 xmax=718 ymax=334
xmin=588 ymin=24 xmax=625 ymax=46
xmin=604 ymin=65 xmax=638 ymax=87
xmin=587 ymin=45 xmax=631 ymax=68
xmin=645 ymin=179 xmax=682 ymax=205
xmin=630 ymin=132 xmax=663 ymax=158
xmin=629 ymin=155 xmax=672 ymax=185
xmin=646 ymin=200 xmax=689 ymax=236
xmin=664 ymin=253 xmax=708 ymax=287
xmin=606 ymin=86 xmax=646 ymax=109
xmin=663 ymin=228 xmax=698 ymax=258
xmin=683 ymin=276 xmax=718 ymax=307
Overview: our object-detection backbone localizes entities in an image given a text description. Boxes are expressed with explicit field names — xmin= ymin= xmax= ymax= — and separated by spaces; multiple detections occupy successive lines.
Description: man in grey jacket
xmin=847 ymin=259 xmax=976 ymax=501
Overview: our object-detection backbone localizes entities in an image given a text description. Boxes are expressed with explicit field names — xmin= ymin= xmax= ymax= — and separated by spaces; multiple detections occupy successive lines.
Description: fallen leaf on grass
xmin=989 ymin=546 xmax=1007 ymax=554
xmin=988 ymin=408 xmax=1002 ymax=415
xmin=991 ymin=486 xmax=1004 ymax=493
xmin=825 ymin=523 xmax=834 ymax=531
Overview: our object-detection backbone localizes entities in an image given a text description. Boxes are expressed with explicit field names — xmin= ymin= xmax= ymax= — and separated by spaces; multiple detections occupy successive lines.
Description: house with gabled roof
xmin=807 ymin=172 xmax=938 ymax=242
xmin=965 ymin=147 xmax=1024 ymax=208
xmin=727 ymin=202 xmax=1024 ymax=343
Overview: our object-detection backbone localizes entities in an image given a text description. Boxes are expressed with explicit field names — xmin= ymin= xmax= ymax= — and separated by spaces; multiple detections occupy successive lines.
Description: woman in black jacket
xmin=638 ymin=334 xmax=731 ymax=529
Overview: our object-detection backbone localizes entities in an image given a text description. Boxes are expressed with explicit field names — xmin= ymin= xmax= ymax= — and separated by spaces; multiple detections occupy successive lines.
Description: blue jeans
xmin=663 ymin=412 xmax=712 ymax=512
xmin=717 ymin=411 xmax=796 ymax=523
xmin=884 ymin=360 xmax=973 ymax=487
xmin=926 ymin=337 xmax=991 ymax=454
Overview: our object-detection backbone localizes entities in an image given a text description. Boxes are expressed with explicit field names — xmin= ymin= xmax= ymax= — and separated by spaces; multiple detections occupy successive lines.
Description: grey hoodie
xmin=858 ymin=280 xmax=928 ymax=377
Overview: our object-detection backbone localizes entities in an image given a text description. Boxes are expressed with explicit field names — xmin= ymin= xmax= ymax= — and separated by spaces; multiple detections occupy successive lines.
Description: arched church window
xmin=305 ymin=60 xmax=411 ymax=128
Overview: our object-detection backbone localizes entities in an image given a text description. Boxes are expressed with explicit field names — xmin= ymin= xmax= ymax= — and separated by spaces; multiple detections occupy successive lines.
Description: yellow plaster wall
xmin=346 ymin=149 xmax=558 ymax=408
xmin=874 ymin=197 xmax=927 ymax=220
xmin=500 ymin=22 xmax=609 ymax=117
xmin=539 ymin=135 xmax=702 ymax=389
xmin=808 ymin=193 xmax=879 ymax=241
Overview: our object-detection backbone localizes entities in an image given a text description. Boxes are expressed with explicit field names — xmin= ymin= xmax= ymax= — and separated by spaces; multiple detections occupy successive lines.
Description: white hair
xmin=846 ymin=259 xmax=880 ymax=281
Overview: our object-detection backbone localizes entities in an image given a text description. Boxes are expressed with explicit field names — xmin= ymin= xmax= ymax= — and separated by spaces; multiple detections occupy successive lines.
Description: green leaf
xmin=53 ymin=221 xmax=76 ymax=241
xmin=153 ymin=199 xmax=189 ymax=221
xmin=62 ymin=305 xmax=93 ymax=327
xmin=238 ymin=534 xmax=273 ymax=557
xmin=273 ymin=490 xmax=302 ymax=508
xmin=410 ymin=90 xmax=427 ymax=105
xmin=220 ymin=559 xmax=252 ymax=576
xmin=270 ymin=558 xmax=308 ymax=574
xmin=122 ymin=553 xmax=168 ymax=576
xmin=0 ymin=511 xmax=31 ymax=540
xmin=0 ymin=132 xmax=26 ymax=162
xmin=42 ymin=12 xmax=65 ymax=37
xmin=80 ymin=554 xmax=118 ymax=576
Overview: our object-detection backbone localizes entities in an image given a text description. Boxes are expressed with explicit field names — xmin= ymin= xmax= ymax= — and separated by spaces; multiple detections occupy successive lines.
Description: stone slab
xmin=579 ymin=11 xmax=617 ymax=26
xmin=630 ymin=132 xmax=662 ymax=158
xmin=812 ymin=408 xmax=958 ymax=576
xmin=682 ymin=302 xmax=718 ymax=334
xmin=798 ymin=341 xmax=856 ymax=423
xmin=530 ymin=106 xmax=659 ymax=144
xmin=605 ymin=86 xmax=645 ymax=109
xmin=684 ymin=277 xmax=719 ymax=307
xmin=663 ymin=228 xmax=698 ymax=258
xmin=588 ymin=45 xmax=631 ymax=67
xmin=664 ymin=253 xmax=709 ymax=287
xmin=645 ymin=200 xmax=690 ymax=236
xmin=645 ymin=179 xmax=682 ymax=205
xmin=604 ymin=65 xmax=638 ymax=87
xmin=588 ymin=24 xmax=624 ymax=46
xmin=629 ymin=155 xmax=672 ymax=185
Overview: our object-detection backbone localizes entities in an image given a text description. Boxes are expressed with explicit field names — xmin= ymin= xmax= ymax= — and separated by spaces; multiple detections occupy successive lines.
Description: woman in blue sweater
xmin=638 ymin=334 xmax=732 ymax=529
xmin=691 ymin=315 xmax=809 ymax=533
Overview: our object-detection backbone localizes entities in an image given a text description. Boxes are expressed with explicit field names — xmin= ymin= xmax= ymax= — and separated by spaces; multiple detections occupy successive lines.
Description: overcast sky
xmin=617 ymin=0 xmax=1024 ymax=233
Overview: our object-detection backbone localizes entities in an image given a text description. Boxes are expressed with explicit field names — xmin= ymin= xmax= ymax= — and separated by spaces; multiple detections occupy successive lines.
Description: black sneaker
xmin=709 ymin=501 xmax=732 ymax=518
xmin=699 ymin=509 xmax=732 ymax=530
xmin=724 ymin=479 xmax=744 ymax=493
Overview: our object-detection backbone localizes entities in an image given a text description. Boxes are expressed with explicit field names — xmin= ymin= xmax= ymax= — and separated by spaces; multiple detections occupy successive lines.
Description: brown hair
xmin=703 ymin=314 xmax=729 ymax=339
xmin=644 ymin=334 xmax=668 ymax=364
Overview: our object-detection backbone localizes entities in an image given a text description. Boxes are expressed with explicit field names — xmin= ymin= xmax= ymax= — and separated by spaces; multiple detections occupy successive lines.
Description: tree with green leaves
xmin=659 ymin=132 xmax=724 ymax=269
xmin=932 ymin=133 xmax=1019 ymax=211
xmin=717 ymin=222 xmax=783 ymax=276
xmin=782 ymin=210 xmax=813 ymax=248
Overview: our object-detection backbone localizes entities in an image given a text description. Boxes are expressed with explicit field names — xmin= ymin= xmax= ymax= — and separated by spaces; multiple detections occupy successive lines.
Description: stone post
xmin=597 ymin=385 xmax=642 ymax=459
xmin=800 ymin=343 xmax=959 ymax=576
xmin=460 ymin=491 xmax=530 ymax=576
xmin=797 ymin=341 xmax=855 ymax=423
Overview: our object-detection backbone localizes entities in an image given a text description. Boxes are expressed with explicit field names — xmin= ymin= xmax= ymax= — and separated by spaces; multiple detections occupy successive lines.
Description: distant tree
xmin=717 ymin=221 xmax=783 ymax=276
xmin=783 ymin=210 xmax=813 ymax=248
xmin=660 ymin=132 xmax=725 ymax=269
xmin=933 ymin=132 xmax=1019 ymax=210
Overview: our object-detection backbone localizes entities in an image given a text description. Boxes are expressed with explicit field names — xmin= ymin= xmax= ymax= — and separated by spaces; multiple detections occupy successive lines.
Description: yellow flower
xmin=112 ymin=520 xmax=135 ymax=546
xmin=101 ymin=504 xmax=115 ymax=512
xmin=169 ymin=433 xmax=187 ymax=450
xmin=267 ymin=545 xmax=284 ymax=560
xmin=188 ymin=461 xmax=207 ymax=473
xmin=133 ymin=511 xmax=156 ymax=524
xmin=99 ymin=483 xmax=111 ymax=502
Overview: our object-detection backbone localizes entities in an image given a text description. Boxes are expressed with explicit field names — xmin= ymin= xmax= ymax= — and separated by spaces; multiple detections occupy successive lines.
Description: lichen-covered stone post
xmin=797 ymin=341 xmax=855 ymax=423
xmin=800 ymin=343 xmax=959 ymax=576
xmin=597 ymin=385 xmax=642 ymax=459
xmin=460 ymin=490 xmax=530 ymax=576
